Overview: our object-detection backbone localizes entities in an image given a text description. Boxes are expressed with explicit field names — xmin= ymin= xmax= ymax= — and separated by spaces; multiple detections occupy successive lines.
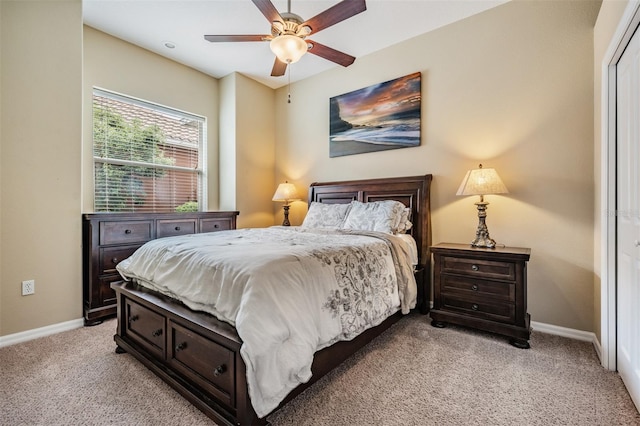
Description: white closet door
xmin=617 ymin=22 xmax=640 ymax=412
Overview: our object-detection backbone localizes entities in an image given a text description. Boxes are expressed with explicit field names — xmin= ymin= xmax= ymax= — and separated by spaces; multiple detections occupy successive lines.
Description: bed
xmin=111 ymin=174 xmax=432 ymax=425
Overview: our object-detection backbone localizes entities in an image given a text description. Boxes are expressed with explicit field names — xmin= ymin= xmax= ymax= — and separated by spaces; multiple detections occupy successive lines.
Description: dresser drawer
xmin=100 ymin=245 xmax=139 ymax=274
xmin=97 ymin=276 xmax=118 ymax=306
xmin=441 ymin=256 xmax=515 ymax=281
xmin=441 ymin=294 xmax=515 ymax=324
xmin=441 ymin=274 xmax=514 ymax=302
xmin=157 ymin=219 xmax=197 ymax=238
xmin=169 ymin=321 xmax=235 ymax=407
xmin=100 ymin=220 xmax=153 ymax=245
xmin=200 ymin=218 xmax=232 ymax=233
xmin=126 ymin=299 xmax=166 ymax=357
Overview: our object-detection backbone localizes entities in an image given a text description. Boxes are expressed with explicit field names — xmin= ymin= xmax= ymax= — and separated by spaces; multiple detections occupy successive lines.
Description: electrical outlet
xmin=21 ymin=280 xmax=35 ymax=296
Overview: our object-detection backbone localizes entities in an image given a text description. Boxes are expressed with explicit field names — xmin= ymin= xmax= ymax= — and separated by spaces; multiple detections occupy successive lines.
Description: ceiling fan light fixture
xmin=270 ymin=34 xmax=307 ymax=64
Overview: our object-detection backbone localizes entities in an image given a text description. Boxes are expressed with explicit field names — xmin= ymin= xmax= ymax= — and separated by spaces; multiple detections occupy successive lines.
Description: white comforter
xmin=116 ymin=226 xmax=416 ymax=417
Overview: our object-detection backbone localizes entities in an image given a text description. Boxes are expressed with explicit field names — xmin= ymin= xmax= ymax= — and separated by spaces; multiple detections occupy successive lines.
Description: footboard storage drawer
xmin=83 ymin=211 xmax=238 ymax=325
xmin=126 ymin=299 xmax=166 ymax=358
xmin=169 ymin=321 xmax=235 ymax=407
xmin=431 ymin=243 xmax=531 ymax=348
xmin=112 ymin=281 xmax=258 ymax=426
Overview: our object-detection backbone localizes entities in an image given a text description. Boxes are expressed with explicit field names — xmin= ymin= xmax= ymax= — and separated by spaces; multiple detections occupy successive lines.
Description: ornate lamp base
xmin=282 ymin=204 xmax=291 ymax=226
xmin=471 ymin=200 xmax=496 ymax=248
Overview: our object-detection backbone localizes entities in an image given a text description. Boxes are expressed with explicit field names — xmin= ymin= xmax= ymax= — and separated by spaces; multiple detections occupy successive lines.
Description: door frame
xmin=601 ymin=0 xmax=640 ymax=370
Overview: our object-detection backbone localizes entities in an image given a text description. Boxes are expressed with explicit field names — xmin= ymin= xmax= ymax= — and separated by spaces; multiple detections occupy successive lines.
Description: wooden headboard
xmin=308 ymin=174 xmax=433 ymax=269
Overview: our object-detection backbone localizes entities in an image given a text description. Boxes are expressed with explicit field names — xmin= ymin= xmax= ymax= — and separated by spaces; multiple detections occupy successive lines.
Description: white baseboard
xmin=0 ymin=315 xmax=605 ymax=364
xmin=531 ymin=320 xmax=601 ymax=361
xmin=0 ymin=318 xmax=84 ymax=348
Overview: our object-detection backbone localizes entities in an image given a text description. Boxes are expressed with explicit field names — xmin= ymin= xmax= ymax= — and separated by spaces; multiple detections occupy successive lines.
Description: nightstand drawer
xmin=441 ymin=274 xmax=514 ymax=302
xmin=441 ymin=294 xmax=515 ymax=323
xmin=441 ymin=256 xmax=515 ymax=281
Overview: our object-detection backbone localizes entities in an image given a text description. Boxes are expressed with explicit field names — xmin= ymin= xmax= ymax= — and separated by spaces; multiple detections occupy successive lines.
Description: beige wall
xmin=82 ymin=26 xmax=220 ymax=212
xmin=219 ymin=73 xmax=276 ymax=228
xmin=0 ymin=0 xmax=610 ymax=337
xmin=275 ymin=0 xmax=601 ymax=332
xmin=0 ymin=0 xmax=83 ymax=335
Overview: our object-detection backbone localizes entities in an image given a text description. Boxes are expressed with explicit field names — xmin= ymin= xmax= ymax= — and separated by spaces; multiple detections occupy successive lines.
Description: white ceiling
xmin=83 ymin=0 xmax=508 ymax=89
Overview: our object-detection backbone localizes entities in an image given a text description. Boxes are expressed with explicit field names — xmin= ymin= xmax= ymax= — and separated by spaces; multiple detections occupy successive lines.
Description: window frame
xmin=92 ymin=87 xmax=207 ymax=213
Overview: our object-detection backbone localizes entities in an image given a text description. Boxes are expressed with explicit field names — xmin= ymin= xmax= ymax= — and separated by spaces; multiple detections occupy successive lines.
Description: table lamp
xmin=272 ymin=181 xmax=300 ymax=226
xmin=456 ymin=164 xmax=508 ymax=248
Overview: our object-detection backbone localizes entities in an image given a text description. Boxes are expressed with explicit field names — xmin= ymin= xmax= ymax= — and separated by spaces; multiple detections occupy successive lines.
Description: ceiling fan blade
xmin=204 ymin=35 xmax=268 ymax=42
xmin=252 ymin=0 xmax=283 ymax=24
xmin=271 ymin=58 xmax=288 ymax=77
xmin=302 ymin=0 xmax=366 ymax=34
xmin=307 ymin=40 xmax=355 ymax=67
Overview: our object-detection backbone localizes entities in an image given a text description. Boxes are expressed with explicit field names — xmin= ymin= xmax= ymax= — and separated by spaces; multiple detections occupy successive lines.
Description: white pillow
xmin=396 ymin=207 xmax=413 ymax=234
xmin=301 ymin=202 xmax=352 ymax=229
xmin=342 ymin=200 xmax=407 ymax=234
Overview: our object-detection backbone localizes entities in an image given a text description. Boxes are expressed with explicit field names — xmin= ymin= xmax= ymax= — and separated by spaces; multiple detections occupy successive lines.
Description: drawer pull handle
xmin=471 ymin=264 xmax=479 ymax=271
xmin=175 ymin=226 xmax=181 ymax=231
xmin=152 ymin=329 xmax=163 ymax=337
xmin=471 ymin=304 xmax=479 ymax=311
xmin=213 ymin=364 xmax=227 ymax=377
xmin=112 ymin=257 xmax=118 ymax=264
xmin=175 ymin=342 xmax=187 ymax=352
xmin=128 ymin=315 xmax=139 ymax=323
xmin=125 ymin=229 xmax=132 ymax=234
xmin=214 ymin=224 xmax=220 ymax=228
xmin=471 ymin=284 xmax=478 ymax=291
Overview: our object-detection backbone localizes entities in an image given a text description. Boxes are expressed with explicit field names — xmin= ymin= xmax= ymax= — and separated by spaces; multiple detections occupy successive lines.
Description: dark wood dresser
xmin=82 ymin=211 xmax=239 ymax=325
xmin=430 ymin=243 xmax=531 ymax=348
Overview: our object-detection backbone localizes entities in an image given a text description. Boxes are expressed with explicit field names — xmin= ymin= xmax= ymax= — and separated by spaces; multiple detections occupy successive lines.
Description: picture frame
xmin=329 ymin=72 xmax=421 ymax=158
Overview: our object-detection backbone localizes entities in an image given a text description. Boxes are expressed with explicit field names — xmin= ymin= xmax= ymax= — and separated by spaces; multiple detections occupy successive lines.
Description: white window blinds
xmin=92 ymin=89 xmax=206 ymax=213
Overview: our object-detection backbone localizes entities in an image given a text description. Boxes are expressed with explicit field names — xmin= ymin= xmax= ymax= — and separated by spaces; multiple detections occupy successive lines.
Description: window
xmin=92 ymin=88 xmax=206 ymax=212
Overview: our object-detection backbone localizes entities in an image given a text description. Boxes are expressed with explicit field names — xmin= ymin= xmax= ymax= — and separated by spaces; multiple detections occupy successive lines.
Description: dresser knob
xmin=112 ymin=257 xmax=118 ymax=264
xmin=213 ymin=364 xmax=227 ymax=377
xmin=471 ymin=264 xmax=479 ymax=271
xmin=471 ymin=304 xmax=479 ymax=311
xmin=471 ymin=284 xmax=478 ymax=291
xmin=214 ymin=224 xmax=220 ymax=228
xmin=128 ymin=314 xmax=139 ymax=323
xmin=175 ymin=342 xmax=187 ymax=352
xmin=125 ymin=229 xmax=132 ymax=234
xmin=152 ymin=329 xmax=163 ymax=337
xmin=175 ymin=226 xmax=181 ymax=231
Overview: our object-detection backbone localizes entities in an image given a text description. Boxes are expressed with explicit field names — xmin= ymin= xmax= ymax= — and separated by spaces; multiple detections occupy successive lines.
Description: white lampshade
xmin=270 ymin=35 xmax=307 ymax=64
xmin=456 ymin=164 xmax=508 ymax=196
xmin=272 ymin=181 xmax=300 ymax=204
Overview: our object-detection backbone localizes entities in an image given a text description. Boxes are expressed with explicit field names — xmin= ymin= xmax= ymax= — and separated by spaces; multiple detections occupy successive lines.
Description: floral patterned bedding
xmin=116 ymin=226 xmax=416 ymax=417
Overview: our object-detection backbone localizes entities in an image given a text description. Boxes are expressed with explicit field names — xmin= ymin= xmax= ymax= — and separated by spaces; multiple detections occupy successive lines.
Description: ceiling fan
xmin=204 ymin=0 xmax=367 ymax=77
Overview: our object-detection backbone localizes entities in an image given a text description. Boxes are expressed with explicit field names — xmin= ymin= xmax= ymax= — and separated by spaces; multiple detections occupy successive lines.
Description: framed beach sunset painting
xmin=329 ymin=72 xmax=421 ymax=158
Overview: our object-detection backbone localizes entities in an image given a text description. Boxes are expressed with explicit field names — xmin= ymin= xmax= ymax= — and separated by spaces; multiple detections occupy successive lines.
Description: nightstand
xmin=430 ymin=243 xmax=532 ymax=348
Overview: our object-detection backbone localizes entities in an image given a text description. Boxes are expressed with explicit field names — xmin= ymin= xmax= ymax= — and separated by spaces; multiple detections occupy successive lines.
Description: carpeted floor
xmin=1 ymin=314 xmax=638 ymax=425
